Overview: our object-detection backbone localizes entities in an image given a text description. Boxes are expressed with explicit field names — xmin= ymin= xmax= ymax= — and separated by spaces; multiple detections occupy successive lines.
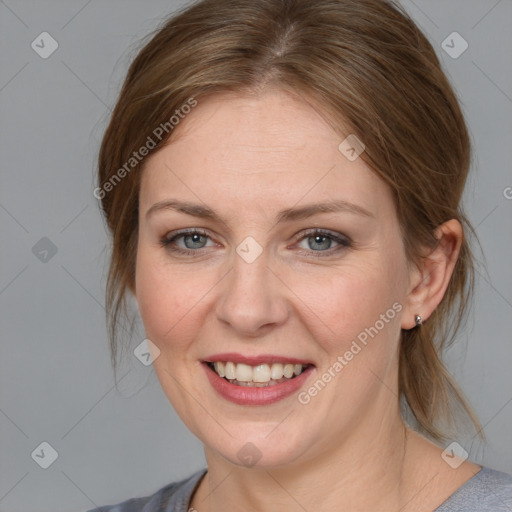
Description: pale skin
xmin=134 ymin=88 xmax=481 ymax=511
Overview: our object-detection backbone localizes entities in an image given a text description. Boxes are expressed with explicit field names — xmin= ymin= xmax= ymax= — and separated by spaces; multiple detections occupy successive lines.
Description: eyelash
xmin=159 ymin=228 xmax=352 ymax=258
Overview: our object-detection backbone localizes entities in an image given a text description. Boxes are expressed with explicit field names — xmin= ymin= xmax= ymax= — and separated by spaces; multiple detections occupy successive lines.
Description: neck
xmin=192 ymin=410 xmax=419 ymax=512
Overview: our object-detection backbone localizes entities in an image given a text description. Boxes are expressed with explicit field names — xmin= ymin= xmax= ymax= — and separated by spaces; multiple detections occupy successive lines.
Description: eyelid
xmin=161 ymin=228 xmax=216 ymax=248
xmin=291 ymin=228 xmax=352 ymax=255
xmin=160 ymin=227 xmax=352 ymax=256
xmin=293 ymin=228 xmax=351 ymax=244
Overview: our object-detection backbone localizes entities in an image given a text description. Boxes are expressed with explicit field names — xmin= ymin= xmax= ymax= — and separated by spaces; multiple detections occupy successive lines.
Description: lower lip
xmin=202 ymin=362 xmax=315 ymax=405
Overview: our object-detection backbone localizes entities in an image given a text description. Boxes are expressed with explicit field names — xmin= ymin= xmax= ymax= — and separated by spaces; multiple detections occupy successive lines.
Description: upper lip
xmin=202 ymin=352 xmax=315 ymax=366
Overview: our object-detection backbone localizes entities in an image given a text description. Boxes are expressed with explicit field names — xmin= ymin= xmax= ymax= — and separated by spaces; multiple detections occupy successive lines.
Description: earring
xmin=414 ymin=314 xmax=422 ymax=326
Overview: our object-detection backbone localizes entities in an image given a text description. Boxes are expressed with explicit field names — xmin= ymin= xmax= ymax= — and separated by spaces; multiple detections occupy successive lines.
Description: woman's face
xmin=135 ymin=89 xmax=414 ymax=468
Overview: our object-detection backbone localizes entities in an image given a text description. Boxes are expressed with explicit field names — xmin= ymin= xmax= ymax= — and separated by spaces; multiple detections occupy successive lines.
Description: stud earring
xmin=414 ymin=314 xmax=422 ymax=326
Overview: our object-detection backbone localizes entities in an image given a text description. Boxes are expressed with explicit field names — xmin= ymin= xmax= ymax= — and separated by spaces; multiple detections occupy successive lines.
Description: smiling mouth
xmin=205 ymin=361 xmax=314 ymax=387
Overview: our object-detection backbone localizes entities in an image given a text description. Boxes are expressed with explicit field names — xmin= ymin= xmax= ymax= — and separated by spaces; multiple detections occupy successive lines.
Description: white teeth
xmin=209 ymin=361 xmax=309 ymax=383
xmin=253 ymin=364 xmax=271 ymax=383
xmin=214 ymin=361 xmax=225 ymax=378
xmin=235 ymin=363 xmax=253 ymax=382
xmin=283 ymin=364 xmax=294 ymax=378
xmin=224 ymin=361 xmax=236 ymax=380
xmin=270 ymin=363 xmax=284 ymax=380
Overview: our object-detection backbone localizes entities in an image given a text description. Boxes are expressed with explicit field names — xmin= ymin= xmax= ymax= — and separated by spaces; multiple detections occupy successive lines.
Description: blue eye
xmin=160 ymin=229 xmax=351 ymax=257
xmin=295 ymin=230 xmax=351 ymax=256
xmin=177 ymin=233 xmax=208 ymax=249
xmin=160 ymin=229 xmax=213 ymax=255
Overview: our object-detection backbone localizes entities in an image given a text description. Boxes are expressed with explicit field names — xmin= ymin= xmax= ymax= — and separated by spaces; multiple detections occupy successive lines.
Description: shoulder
xmin=84 ymin=468 xmax=207 ymax=512
xmin=435 ymin=466 xmax=512 ymax=512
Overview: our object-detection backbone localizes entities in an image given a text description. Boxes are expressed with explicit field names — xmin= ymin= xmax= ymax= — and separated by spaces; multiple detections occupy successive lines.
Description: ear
xmin=401 ymin=219 xmax=463 ymax=330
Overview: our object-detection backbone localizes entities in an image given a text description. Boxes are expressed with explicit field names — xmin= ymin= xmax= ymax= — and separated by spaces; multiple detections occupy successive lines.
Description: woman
xmin=90 ymin=0 xmax=512 ymax=510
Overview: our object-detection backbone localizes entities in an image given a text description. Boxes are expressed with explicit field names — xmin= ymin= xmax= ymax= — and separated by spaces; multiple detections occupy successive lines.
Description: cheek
xmin=291 ymin=258 xmax=405 ymax=352
xmin=135 ymin=248 xmax=213 ymax=353
xmin=135 ymin=227 xmax=409 ymax=362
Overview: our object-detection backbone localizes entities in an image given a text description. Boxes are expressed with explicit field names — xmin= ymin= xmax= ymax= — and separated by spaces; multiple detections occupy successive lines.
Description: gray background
xmin=0 ymin=0 xmax=511 ymax=511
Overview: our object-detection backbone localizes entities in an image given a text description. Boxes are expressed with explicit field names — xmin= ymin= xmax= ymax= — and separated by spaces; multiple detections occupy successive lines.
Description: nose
xmin=214 ymin=248 xmax=290 ymax=336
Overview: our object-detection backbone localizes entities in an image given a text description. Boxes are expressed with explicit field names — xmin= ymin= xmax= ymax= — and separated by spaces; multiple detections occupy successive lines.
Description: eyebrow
xmin=145 ymin=199 xmax=374 ymax=224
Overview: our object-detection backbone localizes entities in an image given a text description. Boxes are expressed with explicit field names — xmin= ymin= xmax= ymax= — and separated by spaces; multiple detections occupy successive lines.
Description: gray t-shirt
xmin=87 ymin=466 xmax=512 ymax=511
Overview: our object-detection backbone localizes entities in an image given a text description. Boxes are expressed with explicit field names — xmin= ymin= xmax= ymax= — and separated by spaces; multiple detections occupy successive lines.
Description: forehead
xmin=139 ymin=89 xmax=393 ymax=219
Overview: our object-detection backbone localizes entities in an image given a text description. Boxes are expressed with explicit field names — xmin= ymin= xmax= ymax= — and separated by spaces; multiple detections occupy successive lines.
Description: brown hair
xmin=97 ymin=0 xmax=483 ymax=442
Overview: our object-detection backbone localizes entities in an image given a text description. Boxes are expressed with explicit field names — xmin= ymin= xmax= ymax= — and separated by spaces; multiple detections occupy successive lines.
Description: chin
xmin=202 ymin=425 xmax=311 ymax=469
